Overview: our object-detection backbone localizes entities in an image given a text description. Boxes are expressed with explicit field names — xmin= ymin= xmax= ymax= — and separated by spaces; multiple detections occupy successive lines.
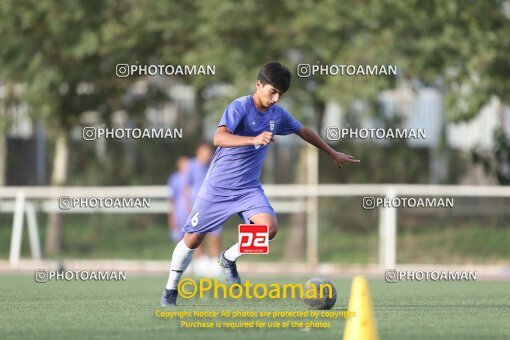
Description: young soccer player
xmin=161 ymin=61 xmax=360 ymax=306
xmin=167 ymin=156 xmax=191 ymax=243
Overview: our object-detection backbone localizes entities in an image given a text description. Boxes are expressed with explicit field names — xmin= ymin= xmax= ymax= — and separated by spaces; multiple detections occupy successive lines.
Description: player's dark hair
xmin=257 ymin=61 xmax=291 ymax=94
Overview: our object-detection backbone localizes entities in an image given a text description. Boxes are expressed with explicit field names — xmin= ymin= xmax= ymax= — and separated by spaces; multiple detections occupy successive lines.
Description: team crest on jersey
xmin=269 ymin=120 xmax=275 ymax=132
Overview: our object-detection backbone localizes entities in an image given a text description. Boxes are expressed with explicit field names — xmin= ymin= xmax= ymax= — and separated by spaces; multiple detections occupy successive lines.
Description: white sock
xmin=224 ymin=236 xmax=275 ymax=262
xmin=165 ymin=240 xmax=195 ymax=290
xmin=224 ymin=243 xmax=242 ymax=262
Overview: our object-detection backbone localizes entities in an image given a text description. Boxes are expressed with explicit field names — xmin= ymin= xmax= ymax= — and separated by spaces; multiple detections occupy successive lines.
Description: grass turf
xmin=1 ymin=274 xmax=509 ymax=339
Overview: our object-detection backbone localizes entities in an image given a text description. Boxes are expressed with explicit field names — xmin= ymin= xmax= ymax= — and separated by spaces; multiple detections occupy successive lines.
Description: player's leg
xmin=221 ymin=212 xmax=277 ymax=263
xmin=168 ymin=232 xmax=206 ymax=289
xmin=251 ymin=213 xmax=278 ymax=239
xmin=218 ymin=190 xmax=277 ymax=285
xmin=161 ymin=232 xmax=205 ymax=306
xmin=162 ymin=195 xmax=233 ymax=306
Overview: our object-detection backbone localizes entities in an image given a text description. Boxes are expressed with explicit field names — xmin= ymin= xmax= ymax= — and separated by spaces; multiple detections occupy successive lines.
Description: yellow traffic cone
xmin=343 ymin=276 xmax=379 ymax=340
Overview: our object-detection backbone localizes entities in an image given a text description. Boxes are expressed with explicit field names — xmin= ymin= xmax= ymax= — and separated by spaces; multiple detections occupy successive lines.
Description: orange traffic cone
xmin=343 ymin=276 xmax=379 ymax=340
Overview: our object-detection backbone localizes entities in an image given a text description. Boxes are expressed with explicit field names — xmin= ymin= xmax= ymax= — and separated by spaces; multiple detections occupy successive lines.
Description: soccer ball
xmin=302 ymin=278 xmax=337 ymax=310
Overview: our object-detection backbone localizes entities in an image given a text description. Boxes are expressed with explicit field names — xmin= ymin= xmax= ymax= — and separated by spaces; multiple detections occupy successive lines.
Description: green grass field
xmin=2 ymin=274 xmax=509 ymax=339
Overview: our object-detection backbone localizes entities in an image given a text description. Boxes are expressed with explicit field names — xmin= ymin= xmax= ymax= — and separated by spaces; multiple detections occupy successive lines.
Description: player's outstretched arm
xmin=296 ymin=126 xmax=360 ymax=168
xmin=214 ymin=126 xmax=273 ymax=147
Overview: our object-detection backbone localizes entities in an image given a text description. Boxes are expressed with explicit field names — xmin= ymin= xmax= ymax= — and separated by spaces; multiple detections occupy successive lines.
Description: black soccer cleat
xmin=218 ymin=251 xmax=242 ymax=285
xmin=161 ymin=288 xmax=178 ymax=306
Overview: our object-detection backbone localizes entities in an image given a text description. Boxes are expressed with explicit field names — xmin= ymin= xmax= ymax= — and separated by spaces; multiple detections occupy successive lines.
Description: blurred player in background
xmin=167 ymin=156 xmax=191 ymax=243
xmin=162 ymin=61 xmax=360 ymax=306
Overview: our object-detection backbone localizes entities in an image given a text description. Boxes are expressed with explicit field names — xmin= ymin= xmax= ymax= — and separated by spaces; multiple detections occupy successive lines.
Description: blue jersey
xmin=200 ymin=95 xmax=302 ymax=196
xmin=188 ymin=158 xmax=210 ymax=200
xmin=168 ymin=171 xmax=190 ymax=223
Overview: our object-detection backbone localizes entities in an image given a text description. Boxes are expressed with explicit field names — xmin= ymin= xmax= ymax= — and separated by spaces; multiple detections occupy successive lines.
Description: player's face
xmin=177 ymin=157 xmax=189 ymax=172
xmin=256 ymin=81 xmax=281 ymax=109
xmin=196 ymin=145 xmax=212 ymax=163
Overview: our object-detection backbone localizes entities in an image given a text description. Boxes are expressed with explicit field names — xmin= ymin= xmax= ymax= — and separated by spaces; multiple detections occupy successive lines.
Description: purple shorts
xmin=183 ymin=189 xmax=275 ymax=234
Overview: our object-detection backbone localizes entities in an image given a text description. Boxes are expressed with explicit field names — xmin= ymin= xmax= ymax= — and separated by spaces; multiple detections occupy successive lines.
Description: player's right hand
xmin=333 ymin=151 xmax=360 ymax=168
xmin=252 ymin=131 xmax=273 ymax=146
